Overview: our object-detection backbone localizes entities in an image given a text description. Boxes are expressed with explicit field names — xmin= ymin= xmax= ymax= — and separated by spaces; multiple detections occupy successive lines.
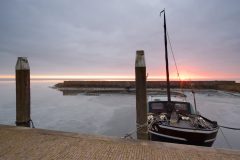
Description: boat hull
xmin=148 ymin=124 xmax=219 ymax=147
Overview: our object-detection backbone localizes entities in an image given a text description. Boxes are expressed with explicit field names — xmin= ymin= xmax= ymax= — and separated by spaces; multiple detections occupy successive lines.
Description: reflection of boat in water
xmin=147 ymin=10 xmax=219 ymax=147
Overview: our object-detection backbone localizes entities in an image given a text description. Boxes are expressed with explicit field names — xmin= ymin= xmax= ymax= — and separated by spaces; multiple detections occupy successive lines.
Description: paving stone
xmin=0 ymin=125 xmax=239 ymax=160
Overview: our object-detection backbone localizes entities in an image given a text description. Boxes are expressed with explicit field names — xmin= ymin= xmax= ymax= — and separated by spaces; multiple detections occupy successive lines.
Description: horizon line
xmin=0 ymin=74 xmax=238 ymax=82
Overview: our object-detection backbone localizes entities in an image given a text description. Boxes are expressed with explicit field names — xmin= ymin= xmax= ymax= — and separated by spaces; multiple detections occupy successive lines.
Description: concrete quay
xmin=0 ymin=125 xmax=240 ymax=160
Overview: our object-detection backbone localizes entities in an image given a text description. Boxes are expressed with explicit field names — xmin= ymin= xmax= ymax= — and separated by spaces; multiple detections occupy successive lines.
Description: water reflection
xmin=0 ymin=81 xmax=240 ymax=149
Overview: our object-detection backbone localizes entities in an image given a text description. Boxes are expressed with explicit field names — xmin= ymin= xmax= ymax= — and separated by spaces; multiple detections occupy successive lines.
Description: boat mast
xmin=161 ymin=9 xmax=171 ymax=102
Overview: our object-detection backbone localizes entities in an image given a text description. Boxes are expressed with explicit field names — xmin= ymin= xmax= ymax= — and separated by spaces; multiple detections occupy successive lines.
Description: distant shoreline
xmin=54 ymin=80 xmax=240 ymax=93
xmin=0 ymin=78 xmax=239 ymax=83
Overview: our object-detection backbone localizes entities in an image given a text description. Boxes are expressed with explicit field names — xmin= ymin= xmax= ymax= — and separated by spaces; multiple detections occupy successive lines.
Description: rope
xmin=136 ymin=122 xmax=148 ymax=129
xmin=121 ymin=122 xmax=148 ymax=139
xmin=166 ymin=29 xmax=186 ymax=100
xmin=220 ymin=127 xmax=232 ymax=149
xmin=166 ymin=25 xmax=195 ymax=98
xmin=29 ymin=119 xmax=35 ymax=128
xmin=219 ymin=125 xmax=240 ymax=130
xmin=166 ymin=30 xmax=181 ymax=81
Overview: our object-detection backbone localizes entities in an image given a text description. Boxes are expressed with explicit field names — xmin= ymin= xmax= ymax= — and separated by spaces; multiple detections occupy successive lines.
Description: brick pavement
xmin=0 ymin=125 xmax=239 ymax=160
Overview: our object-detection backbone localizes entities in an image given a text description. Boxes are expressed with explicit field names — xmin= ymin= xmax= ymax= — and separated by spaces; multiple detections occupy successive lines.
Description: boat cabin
xmin=148 ymin=95 xmax=196 ymax=115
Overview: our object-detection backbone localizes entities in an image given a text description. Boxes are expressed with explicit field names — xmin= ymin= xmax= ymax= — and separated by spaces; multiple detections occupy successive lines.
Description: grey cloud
xmin=0 ymin=0 xmax=240 ymax=79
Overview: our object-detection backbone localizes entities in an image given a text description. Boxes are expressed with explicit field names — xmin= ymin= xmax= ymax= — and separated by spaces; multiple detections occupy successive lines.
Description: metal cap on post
xmin=135 ymin=50 xmax=148 ymax=140
xmin=16 ymin=57 xmax=31 ymax=127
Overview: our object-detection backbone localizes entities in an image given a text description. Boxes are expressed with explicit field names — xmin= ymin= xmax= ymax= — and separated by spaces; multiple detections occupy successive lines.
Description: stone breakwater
xmin=54 ymin=81 xmax=240 ymax=93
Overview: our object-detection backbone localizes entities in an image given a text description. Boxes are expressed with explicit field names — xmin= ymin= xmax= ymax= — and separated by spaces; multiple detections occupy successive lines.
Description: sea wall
xmin=55 ymin=81 xmax=238 ymax=92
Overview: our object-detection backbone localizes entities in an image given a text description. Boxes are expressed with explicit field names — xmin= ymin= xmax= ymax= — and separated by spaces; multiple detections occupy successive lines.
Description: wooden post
xmin=15 ymin=57 xmax=31 ymax=127
xmin=135 ymin=50 xmax=148 ymax=140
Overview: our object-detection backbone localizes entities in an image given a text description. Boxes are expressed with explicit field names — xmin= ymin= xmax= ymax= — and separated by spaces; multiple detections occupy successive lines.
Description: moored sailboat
xmin=147 ymin=10 xmax=219 ymax=147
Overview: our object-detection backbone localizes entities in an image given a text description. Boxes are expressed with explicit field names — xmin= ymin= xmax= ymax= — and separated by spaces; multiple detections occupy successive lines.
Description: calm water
xmin=0 ymin=80 xmax=240 ymax=150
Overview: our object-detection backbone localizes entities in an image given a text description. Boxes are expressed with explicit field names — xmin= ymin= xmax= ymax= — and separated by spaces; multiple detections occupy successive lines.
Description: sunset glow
xmin=0 ymin=74 xmax=219 ymax=81
xmin=1 ymin=1 xmax=239 ymax=82
xmin=30 ymin=75 xmax=135 ymax=80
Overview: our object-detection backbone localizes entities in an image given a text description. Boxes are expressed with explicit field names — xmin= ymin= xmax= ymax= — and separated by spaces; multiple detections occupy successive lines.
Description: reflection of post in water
xmin=135 ymin=50 xmax=148 ymax=140
xmin=15 ymin=57 xmax=31 ymax=127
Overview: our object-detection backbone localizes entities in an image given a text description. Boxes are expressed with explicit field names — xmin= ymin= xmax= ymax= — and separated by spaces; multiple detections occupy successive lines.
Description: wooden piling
xmin=15 ymin=57 xmax=31 ymax=127
xmin=135 ymin=50 xmax=148 ymax=140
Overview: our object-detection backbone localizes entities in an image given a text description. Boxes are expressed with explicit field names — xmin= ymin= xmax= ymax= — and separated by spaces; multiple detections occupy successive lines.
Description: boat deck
xmin=0 ymin=125 xmax=239 ymax=160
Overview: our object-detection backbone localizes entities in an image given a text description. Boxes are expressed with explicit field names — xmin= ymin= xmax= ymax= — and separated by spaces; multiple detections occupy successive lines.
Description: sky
xmin=0 ymin=0 xmax=240 ymax=80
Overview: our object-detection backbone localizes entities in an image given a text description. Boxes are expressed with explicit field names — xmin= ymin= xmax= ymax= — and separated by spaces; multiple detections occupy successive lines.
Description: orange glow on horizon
xmin=0 ymin=74 xmax=135 ymax=80
xmin=0 ymin=74 xmax=221 ymax=81
xmin=30 ymin=75 xmax=136 ymax=80
xmin=0 ymin=75 xmax=15 ymax=79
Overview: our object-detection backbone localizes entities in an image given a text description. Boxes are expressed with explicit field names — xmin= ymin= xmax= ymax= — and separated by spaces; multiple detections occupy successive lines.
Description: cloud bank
xmin=0 ymin=0 xmax=240 ymax=80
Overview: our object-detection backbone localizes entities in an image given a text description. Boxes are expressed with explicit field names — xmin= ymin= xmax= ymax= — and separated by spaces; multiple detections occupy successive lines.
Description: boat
xmin=147 ymin=10 xmax=219 ymax=147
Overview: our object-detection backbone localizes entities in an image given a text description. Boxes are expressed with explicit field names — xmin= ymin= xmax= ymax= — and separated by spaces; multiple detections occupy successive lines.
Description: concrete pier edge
xmin=0 ymin=124 xmax=240 ymax=159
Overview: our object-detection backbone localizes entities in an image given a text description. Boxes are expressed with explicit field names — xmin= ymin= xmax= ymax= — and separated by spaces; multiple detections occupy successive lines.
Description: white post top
xmin=135 ymin=50 xmax=145 ymax=67
xmin=16 ymin=57 xmax=30 ymax=70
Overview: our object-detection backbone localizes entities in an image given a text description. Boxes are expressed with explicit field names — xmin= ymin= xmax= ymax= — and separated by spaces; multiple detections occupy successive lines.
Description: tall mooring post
xmin=15 ymin=57 xmax=31 ymax=127
xmin=135 ymin=50 xmax=148 ymax=140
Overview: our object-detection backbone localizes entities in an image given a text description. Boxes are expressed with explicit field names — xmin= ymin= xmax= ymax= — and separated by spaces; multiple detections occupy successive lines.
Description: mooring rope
xmin=219 ymin=127 xmax=232 ymax=149
xmin=219 ymin=125 xmax=240 ymax=130
xmin=121 ymin=122 xmax=148 ymax=139
xmin=29 ymin=119 xmax=35 ymax=128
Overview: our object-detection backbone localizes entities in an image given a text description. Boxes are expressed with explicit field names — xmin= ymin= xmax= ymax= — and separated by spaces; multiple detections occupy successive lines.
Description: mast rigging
xmin=160 ymin=9 xmax=171 ymax=102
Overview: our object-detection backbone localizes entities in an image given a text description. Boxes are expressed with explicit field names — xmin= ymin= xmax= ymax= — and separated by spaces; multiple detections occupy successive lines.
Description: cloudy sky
xmin=0 ymin=0 xmax=240 ymax=80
